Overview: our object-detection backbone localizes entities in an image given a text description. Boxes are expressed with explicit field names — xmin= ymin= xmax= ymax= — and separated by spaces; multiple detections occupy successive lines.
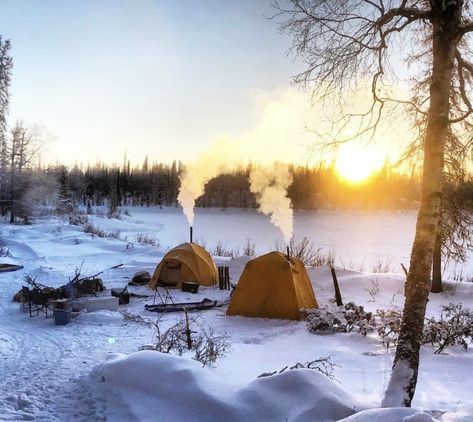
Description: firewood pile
xmin=12 ymin=266 xmax=117 ymax=303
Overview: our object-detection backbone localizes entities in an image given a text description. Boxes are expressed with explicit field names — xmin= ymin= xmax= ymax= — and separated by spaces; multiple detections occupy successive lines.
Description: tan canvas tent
xmin=226 ymin=251 xmax=318 ymax=320
xmin=149 ymin=243 xmax=218 ymax=289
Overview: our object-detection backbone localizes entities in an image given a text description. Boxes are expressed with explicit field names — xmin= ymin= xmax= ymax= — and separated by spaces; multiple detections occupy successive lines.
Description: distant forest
xmin=1 ymin=153 xmax=430 ymax=221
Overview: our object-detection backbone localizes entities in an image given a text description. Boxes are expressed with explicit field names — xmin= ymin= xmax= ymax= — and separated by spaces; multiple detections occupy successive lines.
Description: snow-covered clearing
xmin=0 ymin=207 xmax=472 ymax=421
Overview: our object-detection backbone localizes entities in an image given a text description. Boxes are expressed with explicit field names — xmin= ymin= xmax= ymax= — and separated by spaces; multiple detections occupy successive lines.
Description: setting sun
xmin=335 ymin=144 xmax=384 ymax=183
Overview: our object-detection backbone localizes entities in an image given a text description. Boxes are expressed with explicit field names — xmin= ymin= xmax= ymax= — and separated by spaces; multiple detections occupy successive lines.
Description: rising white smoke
xmin=249 ymin=163 xmax=293 ymax=242
xmin=177 ymin=88 xmax=311 ymax=238
xmin=178 ymin=138 xmax=238 ymax=226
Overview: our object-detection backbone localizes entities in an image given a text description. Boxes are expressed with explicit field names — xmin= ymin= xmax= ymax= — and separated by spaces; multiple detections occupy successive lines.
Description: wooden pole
xmin=331 ymin=266 xmax=343 ymax=306
xmin=225 ymin=266 xmax=230 ymax=289
xmin=184 ymin=308 xmax=192 ymax=350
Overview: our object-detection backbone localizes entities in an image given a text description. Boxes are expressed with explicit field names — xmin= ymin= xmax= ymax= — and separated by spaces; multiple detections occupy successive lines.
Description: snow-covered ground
xmin=0 ymin=207 xmax=472 ymax=421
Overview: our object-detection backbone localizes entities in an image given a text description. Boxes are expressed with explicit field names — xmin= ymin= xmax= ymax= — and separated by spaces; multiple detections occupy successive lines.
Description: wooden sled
xmin=145 ymin=298 xmax=218 ymax=313
xmin=0 ymin=264 xmax=24 ymax=273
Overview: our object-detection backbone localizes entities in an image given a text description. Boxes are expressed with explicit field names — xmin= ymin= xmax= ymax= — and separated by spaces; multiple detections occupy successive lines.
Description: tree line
xmin=1 ymin=157 xmax=429 ymax=217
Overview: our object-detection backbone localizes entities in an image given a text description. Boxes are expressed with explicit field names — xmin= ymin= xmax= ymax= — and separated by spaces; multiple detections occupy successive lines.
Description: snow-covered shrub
xmin=375 ymin=307 xmax=402 ymax=349
xmin=242 ymin=238 xmax=256 ymax=258
xmin=371 ymin=258 xmax=393 ymax=273
xmin=0 ymin=237 xmax=10 ymax=257
xmin=134 ymin=233 xmax=159 ymax=247
xmin=305 ymin=302 xmax=375 ymax=336
xmin=193 ymin=326 xmax=231 ymax=367
xmin=69 ymin=214 xmax=89 ymax=226
xmin=211 ymin=241 xmax=239 ymax=258
xmin=366 ymin=278 xmax=380 ymax=302
xmin=136 ymin=313 xmax=230 ymax=367
xmin=258 ymin=356 xmax=339 ymax=380
xmin=422 ymin=303 xmax=473 ymax=354
xmin=83 ymin=222 xmax=121 ymax=239
xmin=276 ymin=236 xmax=334 ymax=267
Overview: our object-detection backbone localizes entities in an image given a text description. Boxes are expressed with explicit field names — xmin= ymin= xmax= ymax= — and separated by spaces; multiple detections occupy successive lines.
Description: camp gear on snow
xmin=129 ymin=271 xmax=151 ymax=286
xmin=84 ymin=296 xmax=119 ymax=312
xmin=182 ymin=281 xmax=199 ymax=294
xmin=111 ymin=286 xmax=131 ymax=305
xmin=0 ymin=263 xmax=24 ymax=273
xmin=30 ymin=288 xmax=55 ymax=318
xmin=226 ymin=251 xmax=318 ymax=320
xmin=145 ymin=298 xmax=218 ymax=313
xmin=54 ymin=308 xmax=72 ymax=325
xmin=149 ymin=243 xmax=218 ymax=289
xmin=218 ymin=266 xmax=230 ymax=290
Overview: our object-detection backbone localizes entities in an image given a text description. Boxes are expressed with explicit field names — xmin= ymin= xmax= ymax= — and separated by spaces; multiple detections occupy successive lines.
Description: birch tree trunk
xmin=431 ymin=229 xmax=443 ymax=293
xmin=382 ymin=1 xmax=462 ymax=406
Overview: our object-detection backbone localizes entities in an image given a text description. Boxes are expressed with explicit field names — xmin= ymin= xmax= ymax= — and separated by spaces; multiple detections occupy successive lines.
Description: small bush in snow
xmin=258 ymin=356 xmax=339 ymax=380
xmin=193 ymin=326 xmax=231 ymax=367
xmin=422 ymin=303 xmax=473 ymax=354
xmin=276 ymin=236 xmax=333 ymax=267
xmin=69 ymin=214 xmax=89 ymax=226
xmin=242 ymin=238 xmax=256 ymax=258
xmin=278 ymin=236 xmax=336 ymax=267
xmin=0 ymin=237 xmax=10 ymax=257
xmin=366 ymin=278 xmax=380 ymax=302
xmin=135 ymin=313 xmax=230 ymax=367
xmin=375 ymin=307 xmax=402 ymax=349
xmin=83 ymin=222 xmax=121 ymax=240
xmin=211 ymin=241 xmax=239 ymax=258
xmin=134 ymin=233 xmax=159 ymax=247
xmin=371 ymin=258 xmax=393 ymax=273
xmin=304 ymin=302 xmax=375 ymax=336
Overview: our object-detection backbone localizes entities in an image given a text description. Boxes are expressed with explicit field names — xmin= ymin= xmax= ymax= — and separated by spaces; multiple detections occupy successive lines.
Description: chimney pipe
xmin=190 ymin=226 xmax=193 ymax=243
xmin=286 ymin=246 xmax=290 ymax=260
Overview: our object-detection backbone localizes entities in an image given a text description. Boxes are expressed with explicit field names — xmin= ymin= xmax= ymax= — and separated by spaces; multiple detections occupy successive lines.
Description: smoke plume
xmin=249 ymin=163 xmax=293 ymax=242
xmin=178 ymin=138 xmax=237 ymax=226
xmin=177 ymin=89 xmax=310 ymax=238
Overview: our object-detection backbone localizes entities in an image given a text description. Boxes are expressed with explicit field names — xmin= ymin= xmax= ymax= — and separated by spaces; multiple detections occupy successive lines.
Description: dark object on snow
xmin=54 ymin=299 xmax=70 ymax=310
xmin=61 ymin=277 xmax=105 ymax=298
xmin=145 ymin=298 xmax=218 ymax=313
xmin=21 ymin=286 xmax=35 ymax=316
xmin=0 ymin=263 xmax=23 ymax=273
xmin=330 ymin=266 xmax=343 ymax=307
xmin=111 ymin=287 xmax=131 ymax=305
xmin=30 ymin=288 xmax=55 ymax=318
xmin=218 ymin=266 xmax=230 ymax=290
xmin=129 ymin=271 xmax=151 ymax=286
xmin=182 ymin=281 xmax=199 ymax=294
xmin=54 ymin=307 xmax=72 ymax=325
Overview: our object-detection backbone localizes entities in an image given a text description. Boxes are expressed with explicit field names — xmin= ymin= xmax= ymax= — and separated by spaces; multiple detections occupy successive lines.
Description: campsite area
xmin=1 ymin=207 xmax=473 ymax=421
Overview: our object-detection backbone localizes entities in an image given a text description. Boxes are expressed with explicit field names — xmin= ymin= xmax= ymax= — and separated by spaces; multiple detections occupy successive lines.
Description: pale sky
xmin=0 ymin=0 xmax=309 ymax=166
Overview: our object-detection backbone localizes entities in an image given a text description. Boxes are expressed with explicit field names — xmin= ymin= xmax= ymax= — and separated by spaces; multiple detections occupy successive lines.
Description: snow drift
xmin=90 ymin=351 xmax=473 ymax=422
xmin=89 ymin=351 xmax=360 ymax=422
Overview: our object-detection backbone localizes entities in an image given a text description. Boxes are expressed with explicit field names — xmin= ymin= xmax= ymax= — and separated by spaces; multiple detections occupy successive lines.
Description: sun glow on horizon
xmin=335 ymin=143 xmax=385 ymax=184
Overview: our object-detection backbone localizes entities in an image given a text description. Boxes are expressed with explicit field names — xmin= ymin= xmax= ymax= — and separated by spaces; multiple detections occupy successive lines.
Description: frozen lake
xmin=122 ymin=207 xmax=420 ymax=274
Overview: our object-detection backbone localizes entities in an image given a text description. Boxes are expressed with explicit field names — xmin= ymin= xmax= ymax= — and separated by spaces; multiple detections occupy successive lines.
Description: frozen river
xmin=123 ymin=207 xmax=420 ymax=274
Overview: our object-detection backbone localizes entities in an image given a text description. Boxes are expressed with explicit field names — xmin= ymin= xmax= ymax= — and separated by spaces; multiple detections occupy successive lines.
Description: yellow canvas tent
xmin=226 ymin=251 xmax=318 ymax=320
xmin=149 ymin=243 xmax=218 ymax=289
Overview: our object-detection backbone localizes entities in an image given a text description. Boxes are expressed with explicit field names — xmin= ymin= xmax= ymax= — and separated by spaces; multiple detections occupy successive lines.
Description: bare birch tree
xmin=276 ymin=0 xmax=473 ymax=407
xmin=0 ymin=36 xmax=12 ymax=197
xmin=8 ymin=122 xmax=40 ymax=223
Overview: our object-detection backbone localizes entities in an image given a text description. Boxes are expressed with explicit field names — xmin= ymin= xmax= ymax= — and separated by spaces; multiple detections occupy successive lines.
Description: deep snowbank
xmin=89 ymin=350 xmax=361 ymax=422
xmin=90 ymin=351 xmax=473 ymax=422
